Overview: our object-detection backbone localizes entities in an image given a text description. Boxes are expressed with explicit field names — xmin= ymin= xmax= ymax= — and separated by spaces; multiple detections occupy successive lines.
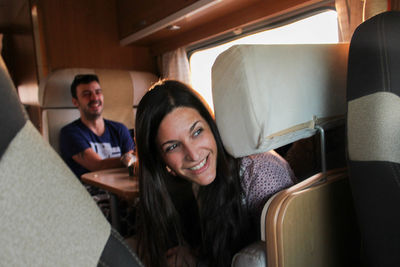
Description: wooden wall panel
xmin=37 ymin=0 xmax=157 ymax=73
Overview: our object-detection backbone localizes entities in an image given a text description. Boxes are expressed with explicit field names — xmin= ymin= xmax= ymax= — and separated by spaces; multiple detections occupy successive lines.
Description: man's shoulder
xmin=104 ymin=119 xmax=128 ymax=130
xmin=60 ymin=118 xmax=82 ymax=132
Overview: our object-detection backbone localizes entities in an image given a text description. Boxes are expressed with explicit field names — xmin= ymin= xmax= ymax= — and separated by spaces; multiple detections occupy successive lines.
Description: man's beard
xmin=82 ymin=100 xmax=103 ymax=121
xmin=83 ymin=111 xmax=102 ymax=121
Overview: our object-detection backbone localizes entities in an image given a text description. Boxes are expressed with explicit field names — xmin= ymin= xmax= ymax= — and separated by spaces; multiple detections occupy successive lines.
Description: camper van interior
xmin=1 ymin=0 xmax=399 ymax=266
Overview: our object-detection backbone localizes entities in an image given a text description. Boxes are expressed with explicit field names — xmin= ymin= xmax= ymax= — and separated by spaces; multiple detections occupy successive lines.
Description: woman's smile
xmin=189 ymin=156 xmax=207 ymax=171
xmin=157 ymin=107 xmax=218 ymax=186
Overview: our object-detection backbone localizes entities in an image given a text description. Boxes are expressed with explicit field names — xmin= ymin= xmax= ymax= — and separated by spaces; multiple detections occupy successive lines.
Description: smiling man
xmin=60 ymin=74 xmax=134 ymax=178
xmin=59 ymin=74 xmax=135 ymax=220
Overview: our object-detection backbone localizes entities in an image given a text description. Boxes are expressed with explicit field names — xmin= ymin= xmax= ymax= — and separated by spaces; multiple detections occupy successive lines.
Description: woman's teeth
xmin=190 ymin=158 xmax=206 ymax=170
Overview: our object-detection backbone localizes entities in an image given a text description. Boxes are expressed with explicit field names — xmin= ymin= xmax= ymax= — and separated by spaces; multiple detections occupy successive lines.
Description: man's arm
xmin=72 ymin=148 xmax=134 ymax=172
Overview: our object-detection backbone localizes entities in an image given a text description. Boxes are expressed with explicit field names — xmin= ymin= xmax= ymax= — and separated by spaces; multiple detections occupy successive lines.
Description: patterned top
xmin=239 ymin=150 xmax=296 ymax=224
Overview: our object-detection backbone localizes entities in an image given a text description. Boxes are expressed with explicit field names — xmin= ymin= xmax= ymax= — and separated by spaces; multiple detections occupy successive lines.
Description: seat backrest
xmin=39 ymin=68 xmax=158 ymax=154
xmin=212 ymin=44 xmax=348 ymax=158
xmin=212 ymin=43 xmax=359 ymax=267
xmin=346 ymin=11 xmax=400 ymax=266
xmin=0 ymin=66 xmax=144 ymax=266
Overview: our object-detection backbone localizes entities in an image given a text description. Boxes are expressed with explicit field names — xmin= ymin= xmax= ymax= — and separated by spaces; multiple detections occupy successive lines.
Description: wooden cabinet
xmin=117 ymin=0 xmax=213 ymax=43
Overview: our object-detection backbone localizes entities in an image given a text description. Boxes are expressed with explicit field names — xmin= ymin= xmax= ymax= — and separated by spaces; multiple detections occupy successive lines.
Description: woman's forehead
xmin=158 ymin=107 xmax=205 ymax=139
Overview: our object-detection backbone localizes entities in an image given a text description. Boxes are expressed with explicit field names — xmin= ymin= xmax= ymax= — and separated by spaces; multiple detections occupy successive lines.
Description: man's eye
xmin=193 ymin=128 xmax=203 ymax=137
xmin=165 ymin=143 xmax=178 ymax=152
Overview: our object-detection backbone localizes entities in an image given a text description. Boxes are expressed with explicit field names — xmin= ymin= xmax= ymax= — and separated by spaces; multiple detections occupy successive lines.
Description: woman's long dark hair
xmin=135 ymin=80 xmax=254 ymax=267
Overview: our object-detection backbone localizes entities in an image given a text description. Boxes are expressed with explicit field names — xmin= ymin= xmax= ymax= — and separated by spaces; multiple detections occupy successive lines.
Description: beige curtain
xmin=364 ymin=0 xmax=389 ymax=20
xmin=0 ymin=34 xmax=10 ymax=75
xmin=336 ymin=0 xmax=398 ymax=40
xmin=160 ymin=47 xmax=192 ymax=85
xmin=335 ymin=0 xmax=364 ymax=42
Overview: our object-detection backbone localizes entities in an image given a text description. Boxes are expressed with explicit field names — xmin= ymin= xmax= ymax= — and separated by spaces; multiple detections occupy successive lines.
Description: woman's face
xmin=156 ymin=107 xmax=218 ymax=186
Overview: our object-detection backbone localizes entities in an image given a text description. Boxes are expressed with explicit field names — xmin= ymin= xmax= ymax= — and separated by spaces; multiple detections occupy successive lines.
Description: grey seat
xmin=346 ymin=11 xmax=400 ymax=266
xmin=0 ymin=66 xmax=143 ymax=266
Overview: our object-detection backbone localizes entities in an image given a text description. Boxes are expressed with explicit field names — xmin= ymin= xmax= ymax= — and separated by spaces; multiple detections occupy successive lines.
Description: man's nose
xmin=90 ymin=92 xmax=99 ymax=100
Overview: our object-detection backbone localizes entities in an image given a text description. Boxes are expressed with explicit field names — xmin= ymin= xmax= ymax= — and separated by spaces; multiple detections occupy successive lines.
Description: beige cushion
xmin=347 ymin=91 xmax=400 ymax=163
xmin=42 ymin=109 xmax=81 ymax=154
xmin=0 ymin=121 xmax=110 ymax=266
xmin=212 ymin=44 xmax=349 ymax=158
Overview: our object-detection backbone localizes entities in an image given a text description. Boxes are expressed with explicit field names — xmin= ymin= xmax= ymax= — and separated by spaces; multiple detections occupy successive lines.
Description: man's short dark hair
xmin=70 ymin=74 xmax=100 ymax=99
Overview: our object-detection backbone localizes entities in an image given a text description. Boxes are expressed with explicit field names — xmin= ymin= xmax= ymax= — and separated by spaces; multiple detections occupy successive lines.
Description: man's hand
xmin=121 ymin=152 xmax=136 ymax=167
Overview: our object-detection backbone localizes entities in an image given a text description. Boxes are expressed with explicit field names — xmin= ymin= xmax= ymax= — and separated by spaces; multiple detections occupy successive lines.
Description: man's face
xmin=72 ymin=81 xmax=104 ymax=120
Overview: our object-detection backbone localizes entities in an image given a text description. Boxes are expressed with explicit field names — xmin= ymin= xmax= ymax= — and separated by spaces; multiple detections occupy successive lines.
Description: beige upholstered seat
xmin=39 ymin=68 xmax=158 ymax=154
xmin=0 ymin=65 xmax=144 ymax=266
xmin=212 ymin=44 xmax=359 ymax=267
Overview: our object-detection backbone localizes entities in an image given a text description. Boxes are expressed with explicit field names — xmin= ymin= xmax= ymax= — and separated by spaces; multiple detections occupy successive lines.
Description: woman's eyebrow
xmin=160 ymin=140 xmax=176 ymax=148
xmin=160 ymin=120 xmax=201 ymax=148
xmin=190 ymin=121 xmax=200 ymax=133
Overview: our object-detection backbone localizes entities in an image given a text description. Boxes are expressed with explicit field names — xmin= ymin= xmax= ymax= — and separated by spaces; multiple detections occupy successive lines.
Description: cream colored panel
xmin=212 ymin=44 xmax=349 ymax=158
xmin=39 ymin=68 xmax=95 ymax=107
xmin=96 ymin=69 xmax=134 ymax=129
xmin=129 ymin=71 xmax=159 ymax=106
xmin=42 ymin=109 xmax=81 ymax=154
xmin=0 ymin=122 xmax=110 ymax=266
xmin=348 ymin=92 xmax=400 ymax=163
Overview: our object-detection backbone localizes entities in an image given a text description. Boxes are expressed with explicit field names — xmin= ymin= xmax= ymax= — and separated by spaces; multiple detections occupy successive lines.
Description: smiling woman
xmin=157 ymin=107 xmax=218 ymax=186
xmin=134 ymin=79 xmax=295 ymax=267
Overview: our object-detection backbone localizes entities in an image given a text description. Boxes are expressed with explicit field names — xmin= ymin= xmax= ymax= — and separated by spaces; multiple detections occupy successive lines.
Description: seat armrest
xmin=260 ymin=193 xmax=278 ymax=241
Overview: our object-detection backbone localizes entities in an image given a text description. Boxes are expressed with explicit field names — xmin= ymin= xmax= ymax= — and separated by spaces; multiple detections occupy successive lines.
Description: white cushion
xmin=231 ymin=241 xmax=266 ymax=267
xmin=212 ymin=44 xmax=349 ymax=158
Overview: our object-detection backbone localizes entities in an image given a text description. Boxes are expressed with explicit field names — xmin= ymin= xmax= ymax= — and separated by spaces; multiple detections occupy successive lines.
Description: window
xmin=189 ymin=10 xmax=339 ymax=110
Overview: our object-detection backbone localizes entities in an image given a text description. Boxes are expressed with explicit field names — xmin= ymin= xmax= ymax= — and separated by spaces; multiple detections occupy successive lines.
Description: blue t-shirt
xmin=60 ymin=118 xmax=135 ymax=178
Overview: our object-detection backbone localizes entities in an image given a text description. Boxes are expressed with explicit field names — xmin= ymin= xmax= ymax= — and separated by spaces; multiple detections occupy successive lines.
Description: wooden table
xmin=81 ymin=168 xmax=139 ymax=231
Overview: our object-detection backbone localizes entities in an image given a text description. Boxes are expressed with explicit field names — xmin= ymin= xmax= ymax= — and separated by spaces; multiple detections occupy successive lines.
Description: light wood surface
xmin=81 ymin=168 xmax=139 ymax=201
xmin=265 ymin=168 xmax=359 ymax=267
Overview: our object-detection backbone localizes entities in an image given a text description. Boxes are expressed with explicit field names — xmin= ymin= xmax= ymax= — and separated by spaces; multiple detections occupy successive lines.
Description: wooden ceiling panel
xmin=139 ymin=0 xmax=330 ymax=54
xmin=0 ymin=0 xmax=31 ymax=33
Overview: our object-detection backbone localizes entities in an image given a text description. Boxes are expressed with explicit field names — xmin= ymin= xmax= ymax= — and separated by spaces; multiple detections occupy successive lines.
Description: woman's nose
xmin=184 ymin=144 xmax=200 ymax=161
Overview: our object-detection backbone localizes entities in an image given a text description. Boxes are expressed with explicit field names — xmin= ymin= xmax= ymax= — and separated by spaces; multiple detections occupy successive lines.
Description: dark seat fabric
xmin=0 ymin=67 xmax=143 ymax=266
xmin=346 ymin=11 xmax=400 ymax=266
xmin=98 ymin=229 xmax=144 ymax=267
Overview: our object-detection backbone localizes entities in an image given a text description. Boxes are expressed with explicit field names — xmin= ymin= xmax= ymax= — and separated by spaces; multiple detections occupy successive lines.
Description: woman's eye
xmin=193 ymin=128 xmax=203 ymax=137
xmin=165 ymin=143 xmax=178 ymax=152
